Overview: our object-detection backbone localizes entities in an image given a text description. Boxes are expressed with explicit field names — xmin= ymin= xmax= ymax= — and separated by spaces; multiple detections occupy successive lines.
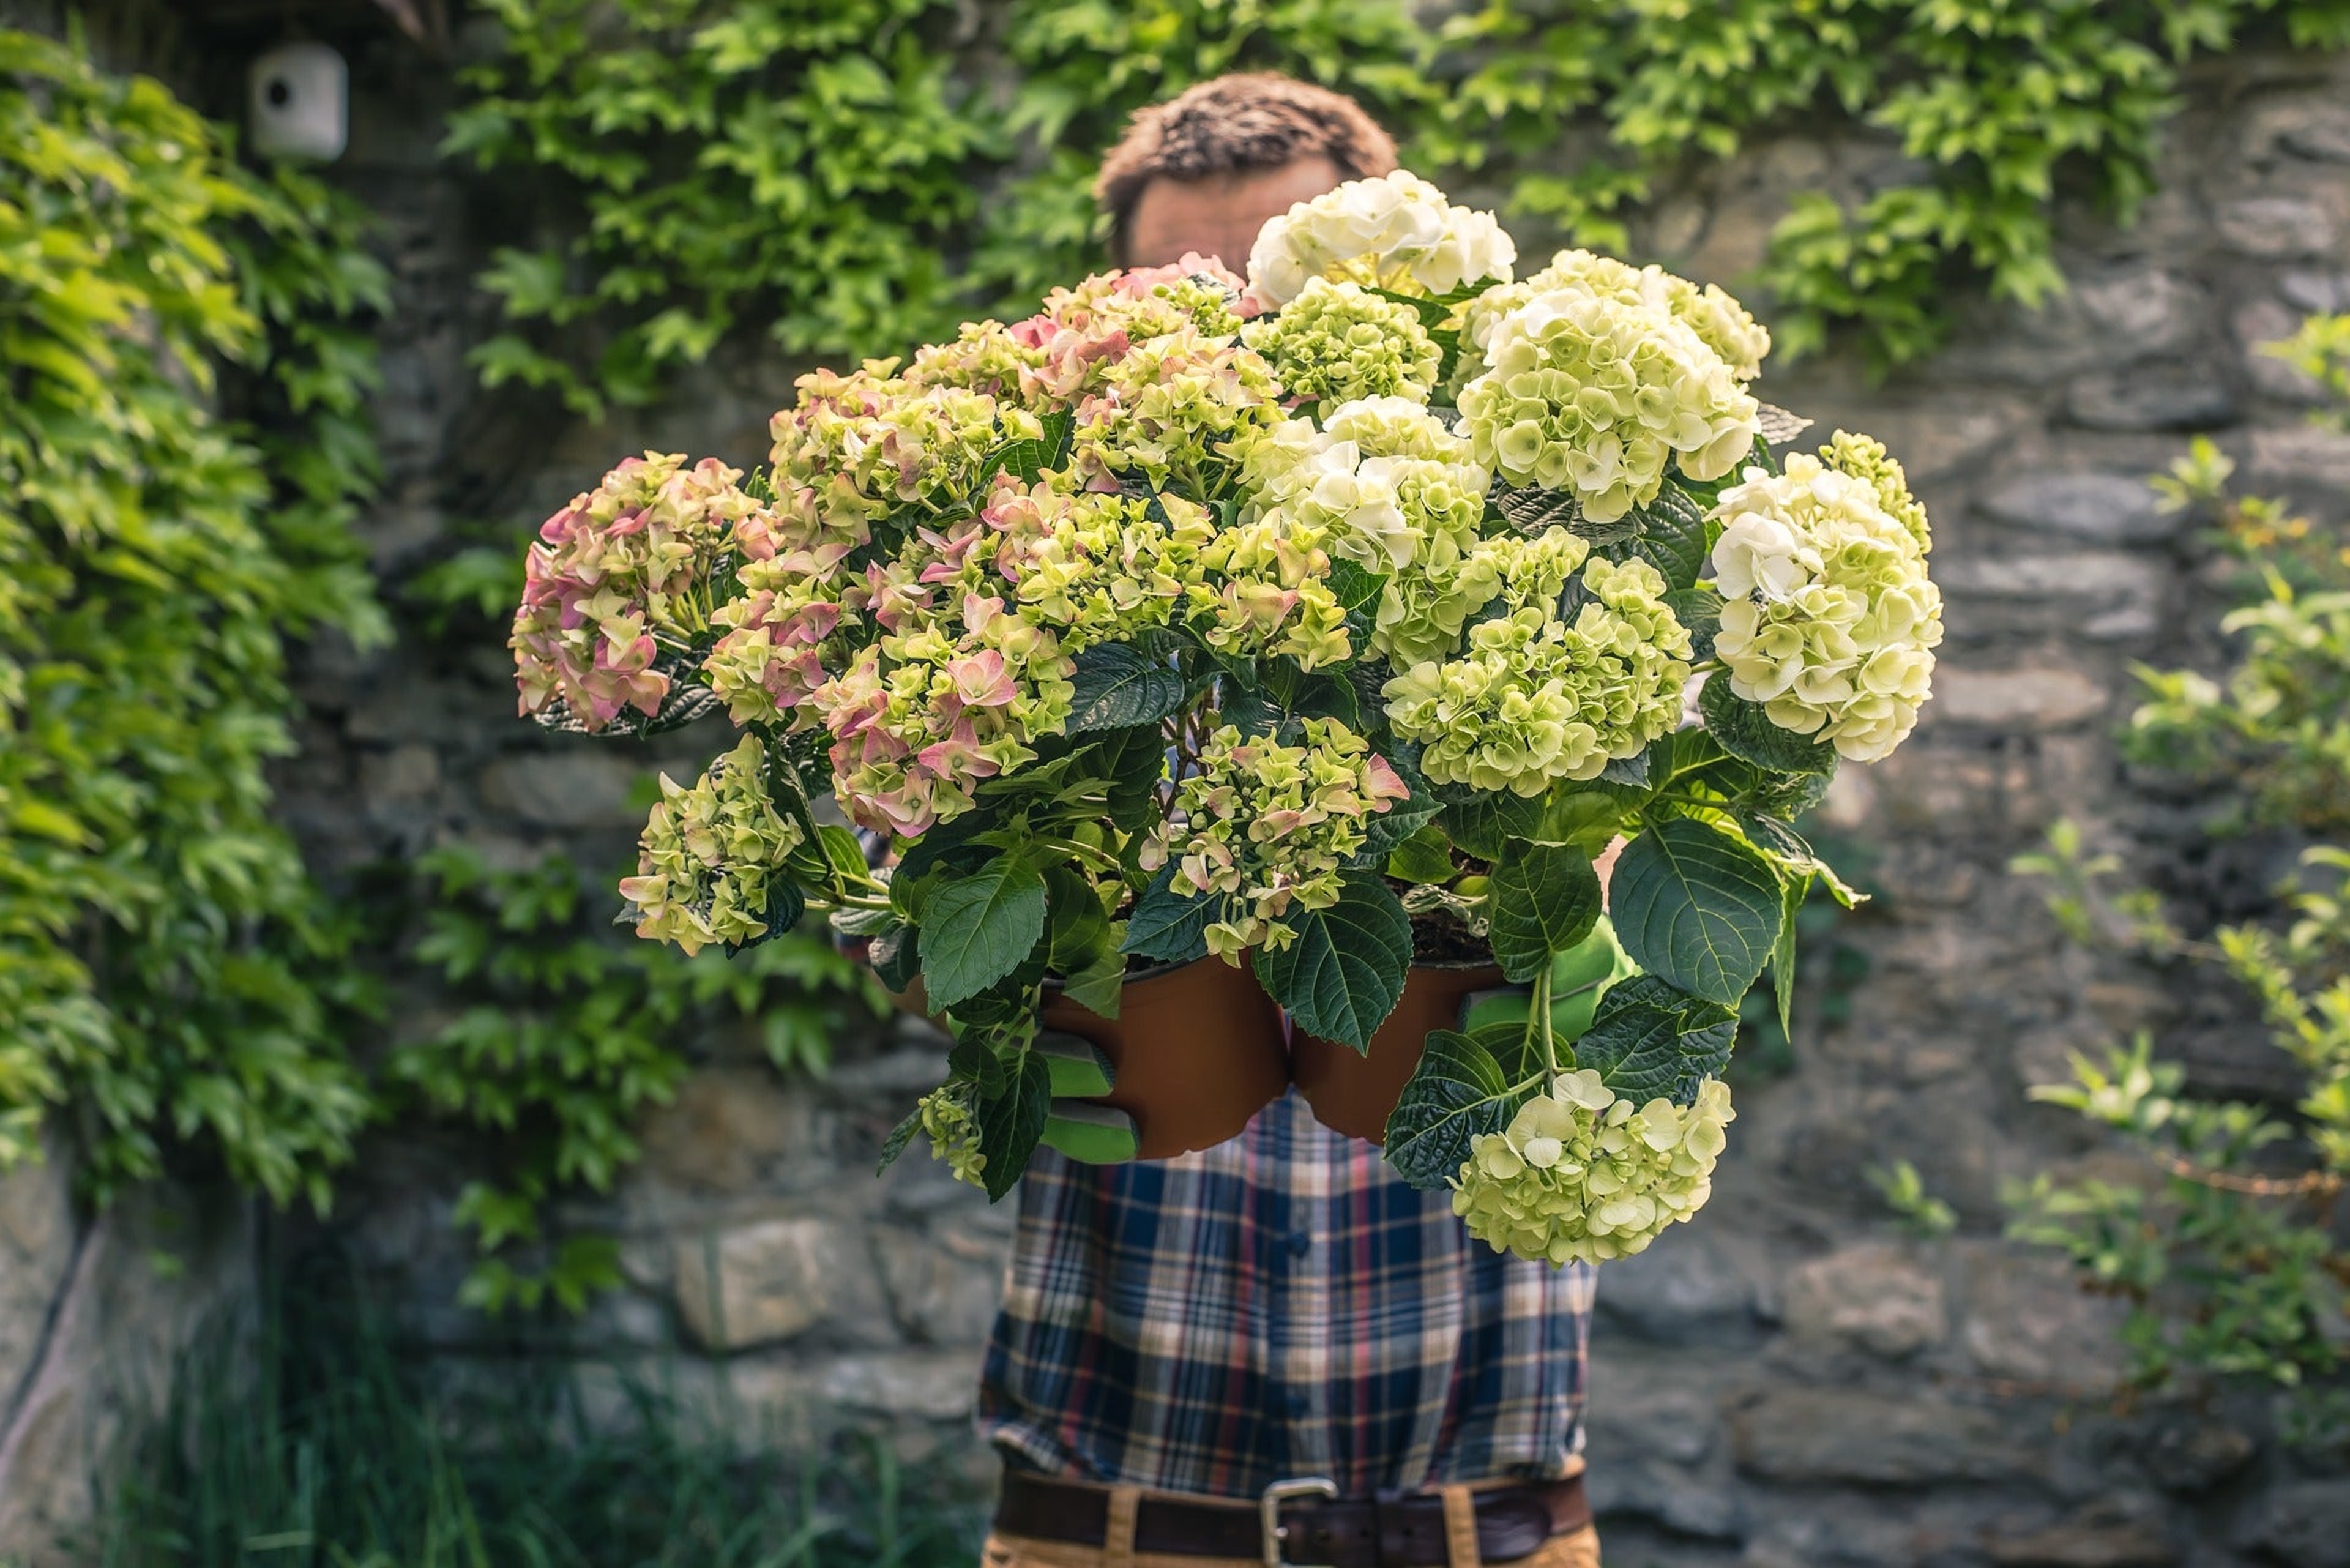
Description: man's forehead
xmin=1124 ymin=154 xmax=1348 ymax=271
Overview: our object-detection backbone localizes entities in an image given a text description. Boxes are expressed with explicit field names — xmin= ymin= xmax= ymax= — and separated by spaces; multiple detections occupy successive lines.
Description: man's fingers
xmin=1042 ymin=1101 xmax=1140 ymax=1164
xmin=1036 ymin=1031 xmax=1116 ymax=1099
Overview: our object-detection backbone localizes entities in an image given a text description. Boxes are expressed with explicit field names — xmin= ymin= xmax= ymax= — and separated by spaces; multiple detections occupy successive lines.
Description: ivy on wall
xmin=0 ymin=28 xmax=389 ymax=1207
xmin=449 ymin=0 xmax=2350 ymax=404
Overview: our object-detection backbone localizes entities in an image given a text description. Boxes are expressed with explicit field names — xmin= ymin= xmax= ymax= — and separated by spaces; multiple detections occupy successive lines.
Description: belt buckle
xmin=1258 ymin=1476 xmax=1339 ymax=1568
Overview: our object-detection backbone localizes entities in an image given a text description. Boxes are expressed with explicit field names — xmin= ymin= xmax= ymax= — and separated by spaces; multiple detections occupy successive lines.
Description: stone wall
xmin=8 ymin=11 xmax=2350 ymax=1564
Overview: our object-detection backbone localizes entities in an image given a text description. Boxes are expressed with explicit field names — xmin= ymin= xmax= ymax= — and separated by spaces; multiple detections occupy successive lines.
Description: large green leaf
xmin=919 ymin=857 xmax=1048 ymax=1008
xmin=1611 ymin=818 xmax=1785 ymax=1006
xmin=973 ymin=1051 xmax=1052 ymax=1201
xmin=1699 ymin=672 xmax=1838 ymax=775
xmin=1121 ymin=865 xmax=1219 ymax=965
xmin=1253 ymin=872 xmax=1412 ymax=1050
xmin=1066 ymin=643 xmax=1187 ymax=733
xmin=1486 ymin=842 xmax=1603 ymax=983
xmin=1570 ymin=976 xmax=1737 ymax=1105
xmin=1384 ymin=1028 xmax=1521 ymax=1190
xmin=1621 ymin=481 xmax=1711 ymax=589
xmin=1665 ymin=586 xmax=1723 ymax=662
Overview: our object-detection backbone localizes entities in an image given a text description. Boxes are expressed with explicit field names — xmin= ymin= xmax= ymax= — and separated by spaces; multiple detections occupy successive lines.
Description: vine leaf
xmin=1254 ymin=872 xmax=1412 ymax=1051
xmin=1570 ymin=976 xmax=1737 ymax=1105
xmin=1487 ymin=842 xmax=1603 ymax=984
xmin=919 ymin=858 xmax=1048 ymax=1009
xmin=1611 ymin=818 xmax=1785 ymax=1006
xmin=1066 ymin=643 xmax=1187 ymax=733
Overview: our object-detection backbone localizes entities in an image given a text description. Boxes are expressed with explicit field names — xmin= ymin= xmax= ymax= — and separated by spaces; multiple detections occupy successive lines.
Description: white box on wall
xmin=248 ymin=41 xmax=348 ymax=163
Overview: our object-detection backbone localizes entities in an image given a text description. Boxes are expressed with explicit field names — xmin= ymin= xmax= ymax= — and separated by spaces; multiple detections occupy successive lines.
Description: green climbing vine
xmin=0 ymin=28 xmax=389 ymax=1208
xmin=449 ymin=0 xmax=2350 ymax=403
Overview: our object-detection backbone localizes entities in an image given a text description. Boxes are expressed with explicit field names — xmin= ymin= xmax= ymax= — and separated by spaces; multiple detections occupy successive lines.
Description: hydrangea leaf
xmin=1326 ymin=557 xmax=1387 ymax=616
xmin=1386 ymin=824 xmax=1458 ymax=884
xmin=1253 ymin=871 xmax=1413 ymax=1051
xmin=869 ymin=922 xmax=920 ymax=995
xmin=972 ymin=1051 xmax=1051 ymax=1201
xmin=919 ymin=857 xmax=1049 ymax=1009
xmin=1611 ymin=818 xmax=1785 ymax=1006
xmin=1488 ymin=842 xmax=1603 ymax=984
xmin=875 ymin=1103 xmax=925 ymax=1176
xmin=1665 ymin=586 xmax=1723 ymax=662
xmin=1066 ymin=643 xmax=1187 ymax=733
xmin=1569 ymin=975 xmax=1737 ymax=1105
xmin=1699 ymin=671 xmax=1838 ymax=775
xmin=1384 ymin=1028 xmax=1523 ymax=1190
xmin=1620 ymin=481 xmax=1711 ymax=590
xmin=1121 ymin=864 xmax=1219 ymax=965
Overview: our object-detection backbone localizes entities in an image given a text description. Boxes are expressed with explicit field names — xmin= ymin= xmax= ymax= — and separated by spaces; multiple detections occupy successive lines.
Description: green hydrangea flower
xmin=1819 ymin=428 xmax=1931 ymax=553
xmin=619 ymin=735 xmax=804 ymax=956
xmin=1069 ymin=325 xmax=1281 ymax=492
xmin=917 ymin=1083 xmax=987 ymax=1187
xmin=1244 ymin=278 xmax=1442 ymax=406
xmin=1452 ymin=1073 xmax=1736 ymax=1265
xmin=1144 ymin=719 xmax=1411 ymax=960
xmin=1458 ymin=289 xmax=1759 ymax=524
xmin=1384 ymin=548 xmax=1691 ymax=794
xmin=1456 ymin=248 xmax=1772 ymax=397
xmin=1707 ymin=449 xmax=1943 ymax=762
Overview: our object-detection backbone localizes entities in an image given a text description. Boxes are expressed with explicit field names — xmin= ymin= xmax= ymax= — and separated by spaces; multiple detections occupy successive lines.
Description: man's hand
xmin=1034 ymin=1033 xmax=1142 ymax=1164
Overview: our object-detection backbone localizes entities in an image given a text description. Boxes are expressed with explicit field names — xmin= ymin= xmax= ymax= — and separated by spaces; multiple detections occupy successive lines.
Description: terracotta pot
xmin=1040 ymin=957 xmax=1290 ymax=1159
xmin=1291 ymin=958 xmax=1505 ymax=1144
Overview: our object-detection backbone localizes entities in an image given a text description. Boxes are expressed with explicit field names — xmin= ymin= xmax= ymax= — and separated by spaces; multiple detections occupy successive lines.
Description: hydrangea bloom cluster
xmin=1459 ymin=289 xmax=1759 ymax=523
xmin=512 ymin=451 xmax=761 ymax=731
xmin=916 ymin=1083 xmax=986 ymax=1187
xmin=1143 ymin=719 xmax=1410 ymax=960
xmin=1707 ymin=443 xmax=1944 ymax=762
xmin=1069 ymin=324 xmax=1282 ymax=490
xmin=617 ymin=736 xmax=804 ymax=955
xmin=1247 ymin=170 xmax=1515 ymax=307
xmin=1452 ymin=1073 xmax=1736 ymax=1264
xmin=1236 ymin=399 xmax=1493 ymax=665
xmin=1385 ymin=550 xmax=1692 ymax=794
xmin=1242 ymin=278 xmax=1442 ymax=406
xmin=1460 ymin=248 xmax=1773 ymax=387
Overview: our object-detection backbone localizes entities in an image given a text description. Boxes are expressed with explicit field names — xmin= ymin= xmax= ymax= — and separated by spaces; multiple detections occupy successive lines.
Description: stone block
xmin=671 ymin=1215 xmax=889 ymax=1352
xmin=0 ymin=1154 xmax=73 ymax=1410
xmin=2281 ymin=271 xmax=2350 ymax=315
xmin=1977 ymin=472 xmax=2174 ymax=545
xmin=2239 ymin=299 xmax=2333 ymax=403
xmin=1932 ymin=553 xmax=2166 ymax=641
xmin=871 ymin=1224 xmax=1005 ymax=1347
xmin=1781 ymin=1242 xmax=1949 ymax=1358
xmin=2244 ymin=1480 xmax=2350 ymax=1568
xmin=1591 ymin=1230 xmax=1760 ymax=1345
xmin=1932 ymin=668 xmax=2109 ymax=731
xmin=2065 ymin=365 xmax=2239 ymax=433
xmin=1984 ymin=1501 xmax=2177 ymax=1566
xmin=480 ymin=750 xmax=652 ymax=831
xmin=815 ymin=1351 xmax=978 ymax=1421
xmin=2250 ymin=423 xmax=2350 ymax=493
xmin=1728 ymin=1385 xmax=2023 ymax=1485
xmin=1955 ymin=1246 xmax=2127 ymax=1386
xmin=635 ymin=1067 xmax=822 ymax=1193
xmin=2215 ymin=196 xmax=2338 ymax=258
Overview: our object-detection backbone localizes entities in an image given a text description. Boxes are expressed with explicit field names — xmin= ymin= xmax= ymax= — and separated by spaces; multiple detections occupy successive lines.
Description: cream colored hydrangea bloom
xmin=1706 ymin=444 xmax=1944 ymax=762
xmin=1459 ymin=249 xmax=1772 ymax=389
xmin=1452 ymin=1073 xmax=1736 ymax=1265
xmin=1458 ymin=289 xmax=1759 ymax=524
xmin=1247 ymin=170 xmax=1515 ymax=307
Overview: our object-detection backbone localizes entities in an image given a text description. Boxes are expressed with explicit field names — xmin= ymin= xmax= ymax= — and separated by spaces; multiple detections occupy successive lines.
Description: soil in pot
xmin=1291 ymin=918 xmax=1502 ymax=1145
xmin=1041 ymin=954 xmax=1290 ymax=1160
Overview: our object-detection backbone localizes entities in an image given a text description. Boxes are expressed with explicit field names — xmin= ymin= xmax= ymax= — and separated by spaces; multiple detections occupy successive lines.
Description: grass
xmin=89 ymin=1260 xmax=985 ymax=1568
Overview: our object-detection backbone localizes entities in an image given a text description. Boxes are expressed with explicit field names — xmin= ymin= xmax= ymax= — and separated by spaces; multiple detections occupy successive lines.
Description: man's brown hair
xmin=1094 ymin=74 xmax=1399 ymax=264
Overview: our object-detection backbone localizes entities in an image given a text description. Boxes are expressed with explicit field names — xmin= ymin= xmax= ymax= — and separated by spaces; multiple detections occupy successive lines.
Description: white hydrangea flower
xmin=1452 ymin=1075 xmax=1737 ymax=1265
xmin=1704 ymin=444 xmax=1944 ymax=763
xmin=1457 ymin=289 xmax=1759 ymax=523
xmin=1247 ymin=170 xmax=1516 ymax=308
xmin=1457 ymin=248 xmax=1772 ymax=394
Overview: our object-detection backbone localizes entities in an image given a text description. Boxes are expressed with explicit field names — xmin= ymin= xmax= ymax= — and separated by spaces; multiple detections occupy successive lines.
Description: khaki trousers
xmin=980 ymin=1483 xmax=1602 ymax=1568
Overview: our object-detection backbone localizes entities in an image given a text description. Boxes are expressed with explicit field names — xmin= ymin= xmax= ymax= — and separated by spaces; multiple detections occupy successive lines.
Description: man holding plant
xmin=966 ymin=76 xmax=1611 ymax=1568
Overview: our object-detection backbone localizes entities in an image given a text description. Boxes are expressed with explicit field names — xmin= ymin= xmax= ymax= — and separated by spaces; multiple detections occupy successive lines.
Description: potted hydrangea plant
xmin=507 ymin=170 xmax=1943 ymax=1266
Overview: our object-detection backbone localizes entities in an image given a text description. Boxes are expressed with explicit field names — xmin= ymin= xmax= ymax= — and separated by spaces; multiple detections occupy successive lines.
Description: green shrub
xmin=2013 ymin=316 xmax=2350 ymax=1447
xmin=381 ymin=845 xmax=885 ymax=1312
xmin=447 ymin=0 xmax=2350 ymax=398
xmin=0 ymin=29 xmax=389 ymax=1207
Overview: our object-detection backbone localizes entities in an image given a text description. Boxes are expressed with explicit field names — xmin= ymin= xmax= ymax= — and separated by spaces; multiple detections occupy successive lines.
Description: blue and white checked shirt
xmin=979 ymin=1088 xmax=1596 ymax=1499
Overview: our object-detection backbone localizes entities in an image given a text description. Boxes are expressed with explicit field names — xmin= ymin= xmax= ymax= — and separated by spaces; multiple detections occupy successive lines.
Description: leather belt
xmin=993 ymin=1470 xmax=1591 ymax=1566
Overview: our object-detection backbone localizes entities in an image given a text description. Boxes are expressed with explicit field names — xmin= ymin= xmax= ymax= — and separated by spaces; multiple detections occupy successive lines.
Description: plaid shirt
xmin=979 ymin=1087 xmax=1595 ymax=1499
